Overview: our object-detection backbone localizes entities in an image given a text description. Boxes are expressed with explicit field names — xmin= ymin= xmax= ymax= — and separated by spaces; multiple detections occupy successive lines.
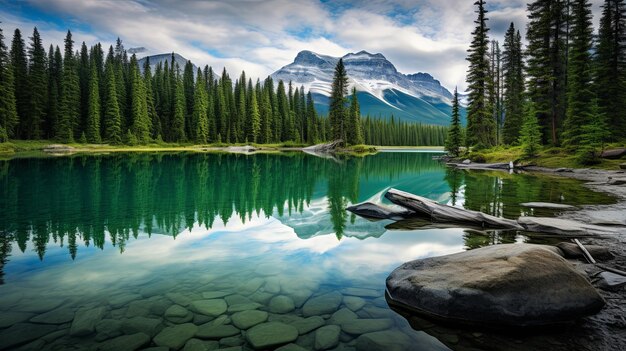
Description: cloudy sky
xmin=0 ymin=0 xmax=605 ymax=91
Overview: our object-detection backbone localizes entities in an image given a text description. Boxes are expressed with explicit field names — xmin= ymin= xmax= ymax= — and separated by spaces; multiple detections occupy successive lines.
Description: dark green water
xmin=0 ymin=152 xmax=614 ymax=350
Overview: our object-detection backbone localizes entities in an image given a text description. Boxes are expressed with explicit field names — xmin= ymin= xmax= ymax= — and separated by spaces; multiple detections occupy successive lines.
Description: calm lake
xmin=0 ymin=151 xmax=615 ymax=351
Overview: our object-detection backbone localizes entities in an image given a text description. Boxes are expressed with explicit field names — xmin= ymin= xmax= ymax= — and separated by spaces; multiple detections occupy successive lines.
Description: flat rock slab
xmin=195 ymin=324 xmax=240 ymax=339
xmin=268 ymin=295 xmax=295 ymax=314
xmin=122 ymin=316 xmax=163 ymax=337
xmin=518 ymin=217 xmax=620 ymax=236
xmin=154 ymin=323 xmax=198 ymax=350
xmin=385 ymin=188 xmax=523 ymax=229
xmin=520 ymin=202 xmax=576 ymax=209
xmin=70 ymin=306 xmax=106 ymax=336
xmin=596 ymin=271 xmax=626 ymax=291
xmin=346 ymin=202 xmax=415 ymax=220
xmin=314 ymin=325 xmax=341 ymax=350
xmin=292 ymin=316 xmax=325 ymax=335
xmin=231 ymin=310 xmax=268 ymax=329
xmin=386 ymin=244 xmax=605 ymax=327
xmin=189 ymin=299 xmax=227 ymax=316
xmin=95 ymin=332 xmax=150 ymax=351
xmin=0 ymin=322 xmax=58 ymax=349
xmin=0 ymin=311 xmax=34 ymax=328
xmin=201 ymin=291 xmax=233 ymax=299
xmin=30 ymin=307 xmax=76 ymax=324
xmin=302 ymin=291 xmax=343 ymax=317
xmin=245 ymin=322 xmax=298 ymax=349
xmin=343 ymin=296 xmax=366 ymax=311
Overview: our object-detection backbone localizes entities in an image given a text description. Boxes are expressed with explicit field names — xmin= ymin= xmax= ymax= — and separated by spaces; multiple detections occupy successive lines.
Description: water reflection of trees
xmin=0 ymin=152 xmax=442 ymax=279
xmin=448 ymin=168 xmax=614 ymax=250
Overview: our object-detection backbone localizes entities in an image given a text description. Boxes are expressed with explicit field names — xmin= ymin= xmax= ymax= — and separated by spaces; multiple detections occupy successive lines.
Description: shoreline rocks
xmin=386 ymin=244 xmax=605 ymax=327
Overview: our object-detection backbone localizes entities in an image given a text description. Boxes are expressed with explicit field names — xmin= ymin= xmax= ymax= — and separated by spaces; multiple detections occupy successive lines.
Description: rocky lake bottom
xmin=0 ymin=152 xmax=619 ymax=350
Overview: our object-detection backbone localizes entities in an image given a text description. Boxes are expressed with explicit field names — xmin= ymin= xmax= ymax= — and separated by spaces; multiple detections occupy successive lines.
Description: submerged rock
xmin=518 ymin=217 xmax=620 ymax=236
xmin=355 ymin=330 xmax=413 ymax=351
xmin=153 ymin=323 xmax=198 ymax=350
xmin=189 ymin=299 xmax=227 ymax=317
xmin=384 ymin=188 xmax=522 ymax=229
xmin=0 ymin=323 xmax=57 ymax=350
xmin=195 ymin=323 xmax=240 ymax=339
xmin=340 ymin=318 xmax=394 ymax=335
xmin=346 ymin=202 xmax=414 ymax=220
xmin=70 ymin=306 xmax=106 ymax=336
xmin=520 ymin=202 xmax=576 ymax=209
xmin=343 ymin=296 xmax=366 ymax=312
xmin=95 ymin=332 xmax=150 ymax=351
xmin=165 ymin=304 xmax=193 ymax=323
xmin=245 ymin=322 xmax=298 ymax=349
xmin=302 ymin=292 xmax=343 ymax=317
xmin=231 ymin=310 xmax=268 ymax=329
xmin=314 ymin=325 xmax=341 ymax=350
xmin=268 ymin=295 xmax=295 ymax=314
xmin=292 ymin=316 xmax=325 ymax=335
xmin=386 ymin=244 xmax=605 ymax=327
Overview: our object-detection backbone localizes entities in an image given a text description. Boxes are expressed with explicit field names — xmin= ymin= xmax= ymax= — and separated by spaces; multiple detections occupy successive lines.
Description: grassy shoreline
xmin=462 ymin=145 xmax=626 ymax=170
xmin=0 ymin=140 xmax=441 ymax=159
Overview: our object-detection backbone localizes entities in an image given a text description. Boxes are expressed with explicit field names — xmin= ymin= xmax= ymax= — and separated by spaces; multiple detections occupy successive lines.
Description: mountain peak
xmin=344 ymin=50 xmax=386 ymax=60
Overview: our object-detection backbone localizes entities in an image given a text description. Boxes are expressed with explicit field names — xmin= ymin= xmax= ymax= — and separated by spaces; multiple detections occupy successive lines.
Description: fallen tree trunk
xmin=384 ymin=188 xmax=523 ymax=230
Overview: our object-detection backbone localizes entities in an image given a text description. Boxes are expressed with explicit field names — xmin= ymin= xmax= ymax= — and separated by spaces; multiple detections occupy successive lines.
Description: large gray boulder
xmin=386 ymin=244 xmax=605 ymax=327
xmin=384 ymin=188 xmax=522 ymax=229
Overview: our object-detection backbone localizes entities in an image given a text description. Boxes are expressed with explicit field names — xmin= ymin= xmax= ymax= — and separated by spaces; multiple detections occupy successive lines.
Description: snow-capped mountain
xmin=272 ymin=50 xmax=463 ymax=125
xmin=138 ymin=53 xmax=197 ymax=74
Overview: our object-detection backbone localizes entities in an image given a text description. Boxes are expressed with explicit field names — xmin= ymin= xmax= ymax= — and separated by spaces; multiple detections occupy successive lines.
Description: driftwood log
xmin=383 ymin=188 xmax=523 ymax=230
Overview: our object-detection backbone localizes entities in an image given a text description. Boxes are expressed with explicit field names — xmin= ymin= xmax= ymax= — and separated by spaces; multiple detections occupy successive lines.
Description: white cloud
xmin=0 ymin=0 xmax=611 ymax=92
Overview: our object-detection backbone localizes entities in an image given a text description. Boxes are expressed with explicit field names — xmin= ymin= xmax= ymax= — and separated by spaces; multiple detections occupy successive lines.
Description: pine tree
xmin=85 ymin=61 xmax=101 ymax=143
xmin=143 ymin=57 xmax=160 ymax=139
xmin=0 ymin=26 xmax=18 ymax=141
xmin=183 ymin=60 xmax=195 ymax=138
xmin=247 ymin=81 xmax=260 ymax=143
xmin=577 ymin=99 xmax=610 ymax=164
xmin=329 ymin=58 xmax=348 ymax=141
xmin=519 ymin=103 xmax=542 ymax=157
xmin=102 ymin=59 xmax=121 ymax=143
xmin=22 ymin=27 xmax=47 ymax=139
xmin=193 ymin=68 xmax=209 ymax=143
xmin=171 ymin=72 xmax=186 ymax=141
xmin=10 ymin=29 xmax=28 ymax=137
xmin=306 ymin=92 xmax=318 ymax=143
xmin=129 ymin=54 xmax=150 ymax=143
xmin=595 ymin=0 xmax=626 ymax=140
xmin=526 ymin=0 xmax=569 ymax=145
xmin=46 ymin=45 xmax=62 ymax=138
xmin=563 ymin=0 xmax=594 ymax=146
xmin=502 ymin=23 xmax=524 ymax=144
xmin=466 ymin=0 xmax=495 ymax=147
xmin=78 ymin=42 xmax=90 ymax=135
xmin=58 ymin=30 xmax=80 ymax=141
xmin=445 ymin=88 xmax=463 ymax=156
xmin=348 ymin=87 xmax=363 ymax=145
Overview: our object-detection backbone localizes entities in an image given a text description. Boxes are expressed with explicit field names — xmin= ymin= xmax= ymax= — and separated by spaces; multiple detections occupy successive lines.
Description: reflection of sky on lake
xmin=5 ymin=202 xmax=465 ymax=293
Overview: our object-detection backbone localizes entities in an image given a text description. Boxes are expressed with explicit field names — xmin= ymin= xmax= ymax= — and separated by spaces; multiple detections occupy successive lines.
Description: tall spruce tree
xmin=348 ymin=87 xmax=363 ymax=145
xmin=246 ymin=81 xmax=260 ymax=143
xmin=171 ymin=70 xmax=186 ymax=141
xmin=0 ymin=26 xmax=18 ymax=141
xmin=329 ymin=58 xmax=348 ymax=141
xmin=47 ymin=45 xmax=62 ymax=138
xmin=306 ymin=92 xmax=318 ymax=143
xmin=595 ymin=0 xmax=626 ymax=140
xmin=85 ymin=61 xmax=101 ymax=143
xmin=466 ymin=0 xmax=495 ymax=147
xmin=58 ymin=30 xmax=80 ymax=141
xmin=10 ymin=29 xmax=28 ymax=137
xmin=502 ymin=23 xmax=525 ymax=144
xmin=445 ymin=88 xmax=462 ymax=156
xmin=526 ymin=0 xmax=569 ymax=145
xmin=563 ymin=0 xmax=594 ymax=146
xmin=129 ymin=54 xmax=150 ymax=143
xmin=193 ymin=68 xmax=209 ymax=143
xmin=102 ymin=59 xmax=121 ymax=143
xmin=143 ymin=57 xmax=160 ymax=139
xmin=26 ymin=27 xmax=47 ymax=139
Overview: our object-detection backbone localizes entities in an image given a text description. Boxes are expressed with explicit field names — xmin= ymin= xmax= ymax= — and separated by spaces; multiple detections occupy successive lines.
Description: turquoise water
xmin=0 ymin=152 xmax=614 ymax=350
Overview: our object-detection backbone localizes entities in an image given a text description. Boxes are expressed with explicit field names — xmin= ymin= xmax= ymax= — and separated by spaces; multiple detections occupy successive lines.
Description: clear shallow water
xmin=0 ymin=152 xmax=615 ymax=351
